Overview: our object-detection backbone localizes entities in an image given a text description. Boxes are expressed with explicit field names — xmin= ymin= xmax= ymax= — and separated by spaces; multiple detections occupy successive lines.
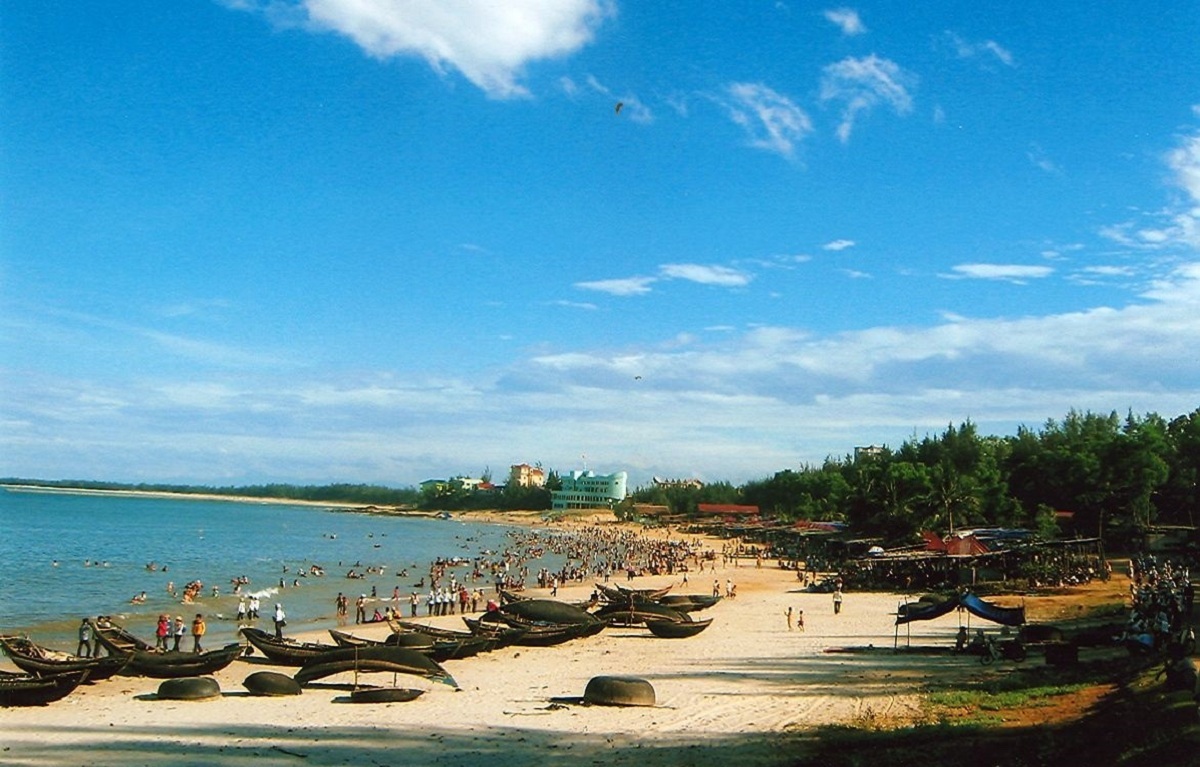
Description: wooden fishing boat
xmin=293 ymin=645 xmax=457 ymax=688
xmin=594 ymin=601 xmax=688 ymax=627
xmin=347 ymin=685 xmax=424 ymax=703
xmin=464 ymin=616 xmax=602 ymax=647
xmin=658 ymin=594 xmax=723 ymax=612
xmin=240 ymin=627 xmax=339 ymax=666
xmin=0 ymin=635 xmax=130 ymax=681
xmin=394 ymin=618 xmax=528 ymax=650
xmin=597 ymin=583 xmax=672 ymax=603
xmin=646 ymin=617 xmax=713 ymax=638
xmin=92 ymin=622 xmax=154 ymax=655
xmin=328 ymin=629 xmax=491 ymax=661
xmin=499 ymin=599 xmax=603 ymax=628
xmin=0 ymin=668 xmax=90 ymax=706
xmin=125 ymin=644 xmax=243 ymax=679
xmin=93 ymin=622 xmax=243 ymax=678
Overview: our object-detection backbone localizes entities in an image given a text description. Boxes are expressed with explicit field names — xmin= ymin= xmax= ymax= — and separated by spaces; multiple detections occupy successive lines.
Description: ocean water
xmin=0 ymin=486 xmax=544 ymax=651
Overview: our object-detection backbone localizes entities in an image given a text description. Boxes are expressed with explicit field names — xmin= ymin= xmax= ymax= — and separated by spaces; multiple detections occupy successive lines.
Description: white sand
xmin=3 ymin=554 xmax=1002 ymax=767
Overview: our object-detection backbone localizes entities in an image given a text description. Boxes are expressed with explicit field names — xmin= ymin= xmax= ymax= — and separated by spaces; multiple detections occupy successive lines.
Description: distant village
xmin=420 ymin=463 xmax=631 ymax=511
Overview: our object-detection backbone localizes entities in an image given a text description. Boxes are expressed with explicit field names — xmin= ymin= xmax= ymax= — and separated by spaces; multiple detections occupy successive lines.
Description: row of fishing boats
xmin=0 ymin=623 xmax=243 ymax=706
xmin=1 ymin=583 xmax=720 ymax=706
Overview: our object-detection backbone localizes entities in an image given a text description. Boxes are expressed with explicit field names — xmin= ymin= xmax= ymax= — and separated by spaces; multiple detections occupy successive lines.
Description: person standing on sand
xmin=155 ymin=614 xmax=170 ymax=651
xmin=76 ymin=618 xmax=93 ymax=657
xmin=796 ymin=609 xmax=805 ymax=632
xmin=784 ymin=606 xmax=794 ymax=631
xmin=833 ymin=588 xmax=843 ymax=615
xmin=191 ymin=614 xmax=206 ymax=653
xmin=172 ymin=615 xmax=186 ymax=652
xmin=273 ymin=603 xmax=286 ymax=639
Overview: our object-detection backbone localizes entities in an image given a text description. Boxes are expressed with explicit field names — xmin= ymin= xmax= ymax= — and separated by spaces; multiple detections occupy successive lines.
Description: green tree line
xmin=629 ymin=408 xmax=1200 ymax=549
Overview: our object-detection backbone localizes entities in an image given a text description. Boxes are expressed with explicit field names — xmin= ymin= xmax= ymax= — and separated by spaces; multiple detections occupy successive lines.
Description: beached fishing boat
xmin=0 ymin=668 xmax=90 ymax=706
xmin=126 ymin=644 xmax=243 ymax=679
xmin=646 ymin=617 xmax=713 ymax=638
xmin=464 ymin=615 xmax=603 ymax=647
xmin=91 ymin=622 xmax=154 ymax=655
xmin=347 ymin=685 xmax=424 ymax=703
xmin=391 ymin=619 xmax=528 ymax=650
xmin=240 ymin=627 xmax=339 ymax=666
xmin=499 ymin=598 xmax=604 ymax=627
xmin=92 ymin=622 xmax=243 ymax=678
xmin=594 ymin=601 xmax=688 ymax=627
xmin=596 ymin=583 xmax=672 ymax=603
xmin=327 ymin=628 xmax=491 ymax=661
xmin=293 ymin=645 xmax=457 ymax=688
xmin=0 ymin=635 xmax=130 ymax=681
xmin=658 ymin=594 xmax=723 ymax=612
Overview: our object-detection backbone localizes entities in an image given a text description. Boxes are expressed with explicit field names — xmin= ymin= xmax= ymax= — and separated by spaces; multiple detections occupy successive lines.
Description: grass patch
xmin=928 ymin=682 xmax=1090 ymax=711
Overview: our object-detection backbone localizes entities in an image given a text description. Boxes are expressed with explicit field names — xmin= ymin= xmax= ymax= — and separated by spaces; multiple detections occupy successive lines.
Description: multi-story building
xmin=652 ymin=476 xmax=704 ymax=490
xmin=551 ymin=469 xmax=628 ymax=510
xmin=509 ymin=463 xmax=546 ymax=488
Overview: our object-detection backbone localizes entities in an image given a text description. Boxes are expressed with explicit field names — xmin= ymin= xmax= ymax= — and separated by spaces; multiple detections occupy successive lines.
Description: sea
xmin=0 ymin=485 xmax=555 ymax=652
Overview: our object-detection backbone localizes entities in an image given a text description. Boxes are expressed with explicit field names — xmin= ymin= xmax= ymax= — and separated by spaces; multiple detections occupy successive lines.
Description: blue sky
xmin=2 ymin=1 xmax=1199 ymax=489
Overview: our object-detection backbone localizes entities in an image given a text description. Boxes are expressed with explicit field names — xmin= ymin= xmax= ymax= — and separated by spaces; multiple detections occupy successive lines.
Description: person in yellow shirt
xmin=191 ymin=614 xmax=206 ymax=653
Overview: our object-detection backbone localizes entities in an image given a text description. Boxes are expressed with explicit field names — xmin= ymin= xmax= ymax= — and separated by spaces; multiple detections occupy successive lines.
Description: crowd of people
xmin=1124 ymin=554 xmax=1196 ymax=652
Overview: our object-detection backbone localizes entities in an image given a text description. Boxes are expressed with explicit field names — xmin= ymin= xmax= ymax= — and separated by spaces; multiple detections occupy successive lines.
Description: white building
xmin=551 ymin=469 xmax=628 ymax=510
xmin=509 ymin=463 xmax=546 ymax=488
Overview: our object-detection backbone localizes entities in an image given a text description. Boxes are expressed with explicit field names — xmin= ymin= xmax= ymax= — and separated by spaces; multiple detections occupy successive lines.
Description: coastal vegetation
xmin=627 ymin=407 xmax=1200 ymax=551
xmin=6 ymin=407 xmax=1198 ymax=552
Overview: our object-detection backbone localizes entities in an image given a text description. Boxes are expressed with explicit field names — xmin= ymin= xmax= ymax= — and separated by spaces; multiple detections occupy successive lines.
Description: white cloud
xmin=585 ymin=75 xmax=653 ymax=123
xmin=944 ymin=31 xmax=1015 ymax=67
xmin=551 ymin=299 xmax=599 ymax=310
xmin=659 ymin=263 xmax=752 ymax=287
xmin=1079 ymin=266 xmax=1135 ymax=277
xmin=268 ymin=0 xmax=611 ymax=98
xmin=819 ymin=55 xmax=916 ymax=143
xmin=823 ymin=8 xmax=866 ymax=36
xmin=723 ymin=82 xmax=813 ymax=157
xmin=823 ymin=239 xmax=856 ymax=251
xmin=944 ymin=263 xmax=1054 ymax=283
xmin=574 ymin=276 xmax=656 ymax=296
xmin=1101 ymin=129 xmax=1200 ymax=250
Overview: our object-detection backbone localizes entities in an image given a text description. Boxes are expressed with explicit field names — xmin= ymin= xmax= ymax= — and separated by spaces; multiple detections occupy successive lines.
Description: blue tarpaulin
xmin=895 ymin=592 xmax=1025 ymax=626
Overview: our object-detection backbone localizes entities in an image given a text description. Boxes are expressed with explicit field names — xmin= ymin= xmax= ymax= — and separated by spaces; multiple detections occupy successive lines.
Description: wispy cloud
xmin=659 ymin=263 xmax=752 ymax=287
xmin=574 ymin=276 xmax=657 ymax=296
xmin=943 ymin=31 xmax=1015 ymax=67
xmin=943 ymin=263 xmax=1054 ymax=283
xmin=235 ymin=0 xmax=612 ymax=99
xmin=823 ymin=8 xmax=866 ymax=36
xmin=823 ymin=239 xmax=856 ymax=251
xmin=1027 ymin=144 xmax=1060 ymax=174
xmin=585 ymin=74 xmax=653 ymax=123
xmin=575 ymin=263 xmax=753 ymax=296
xmin=819 ymin=55 xmax=916 ymax=143
xmin=1101 ymin=128 xmax=1200 ymax=250
xmin=551 ymin=299 xmax=599 ymax=310
xmin=722 ymin=82 xmax=813 ymax=157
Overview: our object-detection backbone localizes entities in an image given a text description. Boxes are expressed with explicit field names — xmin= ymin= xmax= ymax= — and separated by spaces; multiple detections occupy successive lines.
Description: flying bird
xmin=615 ymin=101 xmax=624 ymax=115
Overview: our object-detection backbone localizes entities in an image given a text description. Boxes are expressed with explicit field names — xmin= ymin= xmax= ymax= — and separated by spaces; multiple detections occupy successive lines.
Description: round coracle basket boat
xmin=243 ymin=671 xmax=303 ymax=697
xmin=157 ymin=676 xmax=221 ymax=701
xmin=582 ymin=675 xmax=656 ymax=707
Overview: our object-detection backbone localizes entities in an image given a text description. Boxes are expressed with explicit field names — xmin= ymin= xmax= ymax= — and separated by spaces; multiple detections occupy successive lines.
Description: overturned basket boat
xmin=646 ymin=617 xmax=713 ymax=638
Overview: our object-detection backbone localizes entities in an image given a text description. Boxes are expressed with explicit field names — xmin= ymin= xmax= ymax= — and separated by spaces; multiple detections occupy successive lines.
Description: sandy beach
xmin=1 ymin=516 xmax=1129 ymax=767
